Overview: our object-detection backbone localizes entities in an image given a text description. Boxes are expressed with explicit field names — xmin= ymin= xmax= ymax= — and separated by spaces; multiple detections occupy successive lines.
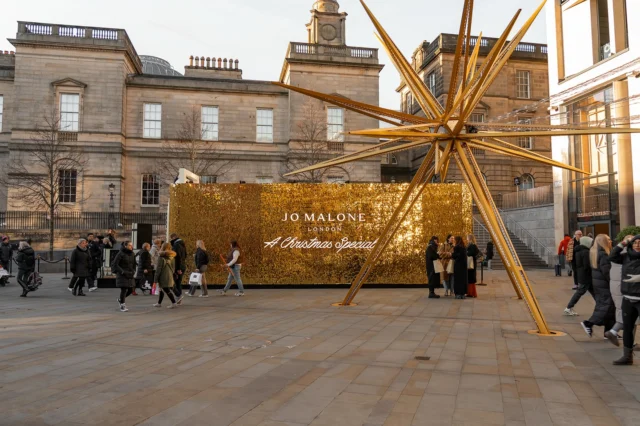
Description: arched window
xmin=520 ymin=174 xmax=535 ymax=190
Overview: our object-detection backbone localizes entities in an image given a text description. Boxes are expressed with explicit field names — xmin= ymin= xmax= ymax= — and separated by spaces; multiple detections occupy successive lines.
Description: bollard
xmin=8 ymin=254 xmax=14 ymax=278
xmin=62 ymin=256 xmax=70 ymax=280
xmin=477 ymin=258 xmax=487 ymax=286
xmin=37 ymin=255 xmax=41 ymax=273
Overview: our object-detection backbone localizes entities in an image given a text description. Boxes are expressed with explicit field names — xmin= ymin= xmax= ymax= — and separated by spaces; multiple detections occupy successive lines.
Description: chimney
xmin=184 ymin=54 xmax=243 ymax=80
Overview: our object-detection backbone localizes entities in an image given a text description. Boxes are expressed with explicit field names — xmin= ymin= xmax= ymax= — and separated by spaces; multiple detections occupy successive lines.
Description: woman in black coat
xmin=486 ymin=241 xmax=494 ymax=270
xmin=582 ymin=235 xmax=616 ymax=341
xmin=112 ymin=241 xmax=136 ymax=312
xmin=451 ymin=236 xmax=468 ymax=299
xmin=425 ymin=236 xmax=441 ymax=299
xmin=134 ymin=243 xmax=153 ymax=295
xmin=15 ymin=241 xmax=35 ymax=297
xmin=466 ymin=234 xmax=480 ymax=298
xmin=70 ymin=239 xmax=92 ymax=296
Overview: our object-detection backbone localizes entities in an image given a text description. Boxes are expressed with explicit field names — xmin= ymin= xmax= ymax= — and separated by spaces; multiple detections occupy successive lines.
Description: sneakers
xmin=167 ymin=303 xmax=177 ymax=309
xmin=563 ymin=308 xmax=578 ymax=316
xmin=235 ymin=292 xmax=245 ymax=297
xmin=581 ymin=321 xmax=593 ymax=338
xmin=176 ymin=295 xmax=184 ymax=305
xmin=604 ymin=331 xmax=621 ymax=347
xmin=217 ymin=290 xmax=227 ymax=296
xmin=89 ymin=286 xmax=98 ymax=292
xmin=67 ymin=287 xmax=73 ymax=292
xmin=186 ymin=293 xmax=193 ymax=297
xmin=117 ymin=298 xmax=128 ymax=312
xmin=199 ymin=295 xmax=209 ymax=298
xmin=153 ymin=303 xmax=162 ymax=308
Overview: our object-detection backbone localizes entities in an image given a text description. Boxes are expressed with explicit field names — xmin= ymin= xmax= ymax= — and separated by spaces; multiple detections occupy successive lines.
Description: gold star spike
xmin=273 ymin=0 xmax=640 ymax=336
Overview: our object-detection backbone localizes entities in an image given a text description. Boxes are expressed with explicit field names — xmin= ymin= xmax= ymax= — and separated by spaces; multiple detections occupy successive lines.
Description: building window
xmin=427 ymin=72 xmax=437 ymax=95
xmin=143 ymin=103 xmax=162 ymax=139
xmin=58 ymin=169 xmax=77 ymax=204
xmin=0 ymin=95 xmax=3 ymax=132
xmin=597 ymin=0 xmax=611 ymax=61
xmin=406 ymin=93 xmax=413 ymax=114
xmin=200 ymin=175 xmax=218 ymax=184
xmin=470 ymin=113 xmax=485 ymax=123
xmin=517 ymin=118 xmax=534 ymax=150
xmin=141 ymin=174 xmax=160 ymax=206
xmin=389 ymin=154 xmax=398 ymax=165
xmin=516 ymin=70 xmax=531 ymax=99
xmin=327 ymin=107 xmax=344 ymax=142
xmin=60 ymin=93 xmax=80 ymax=132
xmin=520 ymin=174 xmax=535 ymax=190
xmin=256 ymin=108 xmax=273 ymax=142
xmin=327 ymin=176 xmax=345 ymax=184
xmin=256 ymin=176 xmax=274 ymax=184
xmin=202 ymin=106 xmax=219 ymax=141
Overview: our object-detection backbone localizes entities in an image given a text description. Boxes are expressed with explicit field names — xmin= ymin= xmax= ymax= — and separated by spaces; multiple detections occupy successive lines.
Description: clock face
xmin=321 ymin=24 xmax=337 ymax=41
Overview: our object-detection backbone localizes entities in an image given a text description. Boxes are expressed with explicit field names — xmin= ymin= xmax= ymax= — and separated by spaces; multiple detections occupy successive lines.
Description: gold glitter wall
xmin=169 ymin=183 xmax=472 ymax=285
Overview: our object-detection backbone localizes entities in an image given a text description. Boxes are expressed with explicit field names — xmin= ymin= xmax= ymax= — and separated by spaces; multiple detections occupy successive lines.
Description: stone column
xmin=613 ymin=79 xmax=635 ymax=227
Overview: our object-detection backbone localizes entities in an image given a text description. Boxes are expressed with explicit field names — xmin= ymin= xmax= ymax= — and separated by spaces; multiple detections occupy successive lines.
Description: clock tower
xmin=307 ymin=0 xmax=347 ymax=46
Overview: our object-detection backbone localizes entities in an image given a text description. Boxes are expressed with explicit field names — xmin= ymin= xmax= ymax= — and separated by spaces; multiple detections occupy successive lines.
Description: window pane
xmin=517 ymin=118 xmax=533 ymax=149
xmin=516 ymin=71 xmax=531 ymax=99
xmin=141 ymin=174 xmax=160 ymax=206
xmin=143 ymin=104 xmax=162 ymax=139
xmin=327 ymin=108 xmax=344 ymax=142
xmin=60 ymin=94 xmax=80 ymax=132
xmin=58 ymin=169 xmax=77 ymax=203
xmin=202 ymin=106 xmax=219 ymax=140
xmin=256 ymin=108 xmax=273 ymax=142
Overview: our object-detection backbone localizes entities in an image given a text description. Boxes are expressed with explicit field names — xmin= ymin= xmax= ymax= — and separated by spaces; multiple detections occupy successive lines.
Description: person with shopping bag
xmin=425 ymin=236 xmax=442 ymax=299
xmin=187 ymin=240 xmax=210 ymax=297
xmin=466 ymin=234 xmax=480 ymax=298
xmin=439 ymin=235 xmax=455 ymax=297
xmin=451 ymin=236 xmax=469 ymax=299
xmin=152 ymin=243 xmax=178 ymax=309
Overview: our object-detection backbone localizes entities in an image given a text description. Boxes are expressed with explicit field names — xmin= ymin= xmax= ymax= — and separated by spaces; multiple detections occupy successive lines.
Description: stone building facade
xmin=387 ymin=34 xmax=552 ymax=202
xmin=0 ymin=0 xmax=383 ymax=213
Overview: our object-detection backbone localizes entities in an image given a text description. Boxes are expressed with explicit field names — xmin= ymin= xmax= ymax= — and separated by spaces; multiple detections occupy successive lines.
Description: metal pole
xmin=37 ymin=256 xmax=40 ymax=273
xmin=62 ymin=256 xmax=70 ymax=280
xmin=478 ymin=257 xmax=487 ymax=286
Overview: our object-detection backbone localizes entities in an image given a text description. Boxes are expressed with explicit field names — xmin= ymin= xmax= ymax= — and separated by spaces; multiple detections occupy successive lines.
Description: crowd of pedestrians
xmin=559 ymin=229 xmax=640 ymax=365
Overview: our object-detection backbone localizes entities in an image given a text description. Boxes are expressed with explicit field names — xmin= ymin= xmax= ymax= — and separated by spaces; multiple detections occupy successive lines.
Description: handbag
xmin=151 ymin=283 xmax=160 ymax=295
xmin=446 ymin=260 xmax=454 ymax=274
xmin=0 ymin=268 xmax=8 ymax=277
xmin=433 ymin=260 xmax=444 ymax=274
xmin=189 ymin=272 xmax=202 ymax=285
xmin=467 ymin=256 xmax=475 ymax=270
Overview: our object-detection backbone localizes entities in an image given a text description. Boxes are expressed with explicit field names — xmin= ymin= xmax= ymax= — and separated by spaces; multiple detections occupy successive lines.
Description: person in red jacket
xmin=558 ymin=234 xmax=571 ymax=273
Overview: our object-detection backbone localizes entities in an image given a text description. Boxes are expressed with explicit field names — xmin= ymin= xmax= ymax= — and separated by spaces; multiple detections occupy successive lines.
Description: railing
xmin=0 ymin=211 xmax=167 ymax=232
xmin=58 ymin=132 xmax=78 ymax=142
xmin=289 ymin=42 xmax=378 ymax=60
xmin=501 ymin=209 xmax=556 ymax=267
xmin=327 ymin=141 xmax=345 ymax=152
xmin=501 ymin=185 xmax=553 ymax=210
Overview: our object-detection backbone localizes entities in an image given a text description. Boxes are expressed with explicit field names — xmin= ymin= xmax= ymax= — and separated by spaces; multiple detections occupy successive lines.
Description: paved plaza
xmin=0 ymin=271 xmax=638 ymax=426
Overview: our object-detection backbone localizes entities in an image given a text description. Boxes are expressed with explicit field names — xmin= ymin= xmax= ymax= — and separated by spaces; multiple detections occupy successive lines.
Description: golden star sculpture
xmin=274 ymin=0 xmax=640 ymax=335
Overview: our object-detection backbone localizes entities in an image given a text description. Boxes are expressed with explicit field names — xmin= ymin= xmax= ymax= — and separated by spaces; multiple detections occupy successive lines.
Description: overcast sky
xmin=2 ymin=0 xmax=547 ymax=110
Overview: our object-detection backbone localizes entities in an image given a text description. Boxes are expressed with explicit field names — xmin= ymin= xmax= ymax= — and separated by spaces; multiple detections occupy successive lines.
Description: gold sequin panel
xmin=169 ymin=183 xmax=472 ymax=284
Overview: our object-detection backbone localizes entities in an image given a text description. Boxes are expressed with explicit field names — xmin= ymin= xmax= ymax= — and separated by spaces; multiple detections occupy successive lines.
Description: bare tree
xmin=158 ymin=107 xmax=233 ymax=183
xmin=1 ymin=109 xmax=88 ymax=257
xmin=283 ymin=99 xmax=350 ymax=183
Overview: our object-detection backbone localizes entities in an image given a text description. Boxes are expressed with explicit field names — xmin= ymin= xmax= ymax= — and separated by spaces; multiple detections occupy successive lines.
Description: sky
xmin=1 ymin=0 xmax=547 ymax=110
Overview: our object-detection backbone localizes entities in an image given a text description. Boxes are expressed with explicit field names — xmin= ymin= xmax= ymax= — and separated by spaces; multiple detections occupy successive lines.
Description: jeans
xmin=622 ymin=298 xmax=640 ymax=349
xmin=17 ymin=269 xmax=32 ymax=292
xmin=223 ymin=265 xmax=244 ymax=292
xmin=158 ymin=287 xmax=177 ymax=304
xmin=443 ymin=275 xmax=454 ymax=293
xmin=172 ymin=272 xmax=184 ymax=297
xmin=188 ymin=265 xmax=208 ymax=296
xmin=567 ymin=281 xmax=594 ymax=309
xmin=119 ymin=287 xmax=132 ymax=304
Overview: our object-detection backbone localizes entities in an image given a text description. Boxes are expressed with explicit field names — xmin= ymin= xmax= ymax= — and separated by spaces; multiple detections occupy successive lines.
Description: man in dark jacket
xmin=170 ymin=233 xmax=187 ymax=302
xmin=70 ymin=239 xmax=92 ymax=296
xmin=112 ymin=241 xmax=136 ymax=312
xmin=568 ymin=230 xmax=583 ymax=288
xmin=15 ymin=241 xmax=35 ymax=297
xmin=0 ymin=236 xmax=13 ymax=286
xmin=563 ymin=236 xmax=594 ymax=316
xmin=425 ymin=237 xmax=441 ymax=299
xmin=87 ymin=233 xmax=102 ymax=292
xmin=610 ymin=235 xmax=640 ymax=365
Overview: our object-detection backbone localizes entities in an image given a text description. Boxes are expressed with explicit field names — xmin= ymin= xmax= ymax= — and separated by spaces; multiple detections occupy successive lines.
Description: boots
xmin=20 ymin=289 xmax=28 ymax=297
xmin=613 ymin=347 xmax=634 ymax=365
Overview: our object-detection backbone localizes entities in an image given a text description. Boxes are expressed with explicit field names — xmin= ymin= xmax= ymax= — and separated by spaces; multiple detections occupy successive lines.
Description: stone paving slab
xmin=0 ymin=271 xmax=638 ymax=426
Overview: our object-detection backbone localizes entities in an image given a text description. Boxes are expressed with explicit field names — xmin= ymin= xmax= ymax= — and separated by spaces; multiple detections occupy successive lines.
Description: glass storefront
xmin=567 ymin=86 xmax=619 ymax=238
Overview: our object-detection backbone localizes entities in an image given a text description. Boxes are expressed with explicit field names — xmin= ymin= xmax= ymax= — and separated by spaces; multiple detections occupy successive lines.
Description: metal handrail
xmin=499 ymin=208 xmax=556 ymax=266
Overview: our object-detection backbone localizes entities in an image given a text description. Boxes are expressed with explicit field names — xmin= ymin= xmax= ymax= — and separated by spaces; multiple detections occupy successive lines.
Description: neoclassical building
xmin=0 ymin=0 xmax=383 ymax=213
xmin=388 ymin=34 xmax=552 ymax=201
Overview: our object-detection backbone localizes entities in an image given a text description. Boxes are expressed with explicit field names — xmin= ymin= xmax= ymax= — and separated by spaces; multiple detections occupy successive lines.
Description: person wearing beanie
xmin=563 ymin=236 xmax=595 ymax=316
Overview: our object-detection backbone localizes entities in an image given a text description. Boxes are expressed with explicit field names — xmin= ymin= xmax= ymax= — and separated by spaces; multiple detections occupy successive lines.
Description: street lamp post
xmin=108 ymin=183 xmax=116 ymax=229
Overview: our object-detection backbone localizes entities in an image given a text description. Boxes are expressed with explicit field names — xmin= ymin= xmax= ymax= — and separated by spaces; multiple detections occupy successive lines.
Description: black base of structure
xmin=96 ymin=277 xmax=433 ymax=289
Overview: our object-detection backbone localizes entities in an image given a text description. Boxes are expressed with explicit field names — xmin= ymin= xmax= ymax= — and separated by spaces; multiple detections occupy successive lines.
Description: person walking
xmin=581 ymin=234 xmax=616 ymax=340
xmin=153 ymin=242 xmax=178 ymax=308
xmin=87 ymin=233 xmax=102 ymax=292
xmin=170 ymin=233 xmax=187 ymax=304
xmin=558 ymin=234 xmax=571 ymax=274
xmin=15 ymin=241 xmax=35 ymax=297
xmin=563 ymin=236 xmax=594 ymax=316
xmin=218 ymin=240 xmax=245 ymax=296
xmin=112 ymin=241 xmax=136 ymax=312
xmin=135 ymin=243 xmax=153 ymax=295
xmin=466 ymin=234 xmax=480 ymax=298
xmin=439 ymin=235 xmax=455 ymax=297
xmin=610 ymin=235 xmax=640 ymax=365
xmin=0 ymin=236 xmax=13 ymax=286
xmin=149 ymin=239 xmax=162 ymax=268
xmin=188 ymin=240 xmax=210 ymax=297
xmin=567 ymin=230 xmax=583 ymax=289
xmin=608 ymin=235 xmax=635 ymax=343
xmin=451 ymin=236 xmax=468 ymax=299
xmin=425 ymin=236 xmax=441 ymax=299
xmin=70 ymin=239 xmax=92 ymax=296
xmin=485 ymin=240 xmax=494 ymax=271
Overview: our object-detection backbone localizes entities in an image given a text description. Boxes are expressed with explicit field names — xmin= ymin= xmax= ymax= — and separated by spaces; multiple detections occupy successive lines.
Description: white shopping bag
xmin=189 ymin=272 xmax=202 ymax=285
xmin=467 ymin=256 xmax=475 ymax=270
xmin=446 ymin=260 xmax=454 ymax=274
xmin=0 ymin=268 xmax=8 ymax=277
xmin=433 ymin=260 xmax=444 ymax=274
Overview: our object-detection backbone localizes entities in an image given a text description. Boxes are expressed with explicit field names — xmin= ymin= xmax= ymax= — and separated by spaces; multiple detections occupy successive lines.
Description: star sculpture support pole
xmin=276 ymin=0 xmax=640 ymax=335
